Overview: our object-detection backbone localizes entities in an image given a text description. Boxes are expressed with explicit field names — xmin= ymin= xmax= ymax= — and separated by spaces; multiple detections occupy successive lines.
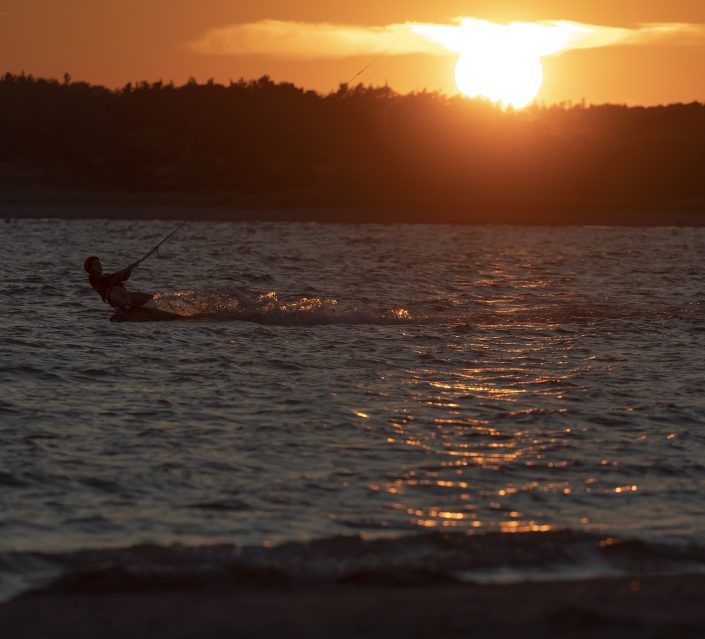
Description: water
xmin=2 ymin=217 xmax=705 ymax=598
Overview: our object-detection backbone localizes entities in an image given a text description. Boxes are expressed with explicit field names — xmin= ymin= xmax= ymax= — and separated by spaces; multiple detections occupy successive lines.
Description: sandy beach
xmin=2 ymin=574 xmax=705 ymax=638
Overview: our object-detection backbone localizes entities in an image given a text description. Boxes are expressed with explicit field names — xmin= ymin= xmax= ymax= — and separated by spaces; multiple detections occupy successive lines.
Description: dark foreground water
xmin=2 ymin=217 xmax=705 ymax=599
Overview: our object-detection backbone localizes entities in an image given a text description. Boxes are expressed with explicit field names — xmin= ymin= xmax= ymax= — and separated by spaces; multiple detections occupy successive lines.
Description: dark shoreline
xmin=2 ymin=191 xmax=705 ymax=226
xmin=3 ymin=202 xmax=705 ymax=227
xmin=3 ymin=574 xmax=705 ymax=638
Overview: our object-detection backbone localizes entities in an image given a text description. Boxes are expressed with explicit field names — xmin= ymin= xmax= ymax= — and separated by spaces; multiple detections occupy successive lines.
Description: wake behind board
xmin=110 ymin=306 xmax=184 ymax=322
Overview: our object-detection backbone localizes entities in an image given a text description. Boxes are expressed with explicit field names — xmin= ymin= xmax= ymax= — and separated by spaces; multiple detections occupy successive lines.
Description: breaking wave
xmin=4 ymin=530 xmax=705 ymax=602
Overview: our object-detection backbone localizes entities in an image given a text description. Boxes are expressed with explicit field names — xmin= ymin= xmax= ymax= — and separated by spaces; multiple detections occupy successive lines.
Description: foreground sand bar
xmin=2 ymin=574 xmax=705 ymax=638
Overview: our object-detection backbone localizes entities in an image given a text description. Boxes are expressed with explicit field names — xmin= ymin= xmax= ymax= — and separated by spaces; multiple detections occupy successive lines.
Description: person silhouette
xmin=83 ymin=256 xmax=153 ymax=311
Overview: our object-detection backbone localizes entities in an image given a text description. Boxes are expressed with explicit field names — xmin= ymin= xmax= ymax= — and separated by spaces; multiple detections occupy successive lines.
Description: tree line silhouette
xmin=2 ymin=71 xmax=705 ymax=223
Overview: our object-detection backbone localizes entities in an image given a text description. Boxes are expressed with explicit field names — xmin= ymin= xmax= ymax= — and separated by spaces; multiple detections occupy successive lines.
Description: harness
xmin=90 ymin=274 xmax=123 ymax=307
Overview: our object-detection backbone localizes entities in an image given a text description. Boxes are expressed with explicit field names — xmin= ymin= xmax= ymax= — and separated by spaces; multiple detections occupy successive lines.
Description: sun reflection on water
xmin=326 ymin=243 xmax=669 ymax=539
xmin=368 ymin=323 xmax=587 ymax=533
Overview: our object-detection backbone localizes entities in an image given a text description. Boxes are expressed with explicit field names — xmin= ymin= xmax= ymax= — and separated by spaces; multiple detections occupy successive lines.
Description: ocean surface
xmin=2 ymin=217 xmax=705 ymax=599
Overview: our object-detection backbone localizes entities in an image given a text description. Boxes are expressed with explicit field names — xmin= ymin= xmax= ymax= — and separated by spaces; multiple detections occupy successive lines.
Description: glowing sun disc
xmin=455 ymin=51 xmax=543 ymax=108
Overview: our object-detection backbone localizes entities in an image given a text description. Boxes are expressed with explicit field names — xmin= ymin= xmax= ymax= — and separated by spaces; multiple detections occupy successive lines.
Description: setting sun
xmin=455 ymin=48 xmax=543 ymax=108
xmin=411 ymin=18 xmax=623 ymax=108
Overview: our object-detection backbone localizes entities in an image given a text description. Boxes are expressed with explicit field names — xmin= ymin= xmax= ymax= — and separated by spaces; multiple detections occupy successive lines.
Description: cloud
xmin=190 ymin=19 xmax=445 ymax=60
xmin=190 ymin=18 xmax=705 ymax=60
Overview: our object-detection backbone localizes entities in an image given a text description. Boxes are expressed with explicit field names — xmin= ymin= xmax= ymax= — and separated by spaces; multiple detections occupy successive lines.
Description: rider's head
xmin=83 ymin=256 xmax=102 ymax=275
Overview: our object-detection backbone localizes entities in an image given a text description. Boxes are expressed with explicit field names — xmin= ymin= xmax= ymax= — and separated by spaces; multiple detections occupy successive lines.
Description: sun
xmin=412 ymin=18 xmax=590 ymax=109
xmin=455 ymin=49 xmax=543 ymax=108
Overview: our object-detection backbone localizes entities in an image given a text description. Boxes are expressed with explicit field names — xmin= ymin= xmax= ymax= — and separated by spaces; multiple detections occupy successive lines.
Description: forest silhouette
xmin=1 ymin=72 xmax=705 ymax=224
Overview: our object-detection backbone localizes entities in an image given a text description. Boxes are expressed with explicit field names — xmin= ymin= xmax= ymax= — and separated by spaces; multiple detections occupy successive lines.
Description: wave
xmin=4 ymin=529 xmax=705 ymax=602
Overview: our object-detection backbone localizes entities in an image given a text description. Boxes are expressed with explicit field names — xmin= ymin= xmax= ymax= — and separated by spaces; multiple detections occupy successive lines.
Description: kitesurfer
xmin=83 ymin=256 xmax=153 ymax=311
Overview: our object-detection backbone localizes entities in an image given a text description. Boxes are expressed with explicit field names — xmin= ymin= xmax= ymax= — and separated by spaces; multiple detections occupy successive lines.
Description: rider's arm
xmin=109 ymin=269 xmax=131 ymax=284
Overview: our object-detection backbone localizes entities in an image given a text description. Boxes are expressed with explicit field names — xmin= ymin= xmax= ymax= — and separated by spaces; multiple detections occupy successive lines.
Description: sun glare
xmin=455 ymin=48 xmax=543 ymax=109
xmin=412 ymin=18 xmax=593 ymax=108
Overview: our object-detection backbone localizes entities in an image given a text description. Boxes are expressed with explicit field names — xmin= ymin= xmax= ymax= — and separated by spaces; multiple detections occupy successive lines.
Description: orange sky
xmin=2 ymin=0 xmax=705 ymax=104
